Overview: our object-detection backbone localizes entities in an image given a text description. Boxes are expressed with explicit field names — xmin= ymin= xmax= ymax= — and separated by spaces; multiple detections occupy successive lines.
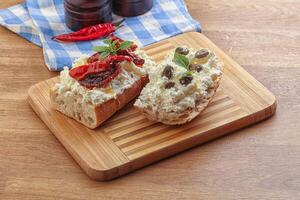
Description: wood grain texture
xmin=28 ymin=32 xmax=276 ymax=180
xmin=0 ymin=0 xmax=300 ymax=199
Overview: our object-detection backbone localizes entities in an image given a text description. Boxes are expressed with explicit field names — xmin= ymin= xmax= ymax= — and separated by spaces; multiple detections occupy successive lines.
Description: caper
xmin=189 ymin=63 xmax=203 ymax=72
xmin=195 ymin=49 xmax=209 ymax=59
xmin=161 ymin=65 xmax=174 ymax=79
xmin=175 ymin=47 xmax=190 ymax=55
xmin=165 ymin=82 xmax=175 ymax=89
xmin=179 ymin=75 xmax=193 ymax=86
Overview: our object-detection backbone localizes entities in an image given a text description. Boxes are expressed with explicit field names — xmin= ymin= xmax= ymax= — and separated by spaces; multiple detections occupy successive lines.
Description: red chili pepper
xmin=69 ymin=55 xmax=132 ymax=81
xmin=52 ymin=20 xmax=124 ymax=42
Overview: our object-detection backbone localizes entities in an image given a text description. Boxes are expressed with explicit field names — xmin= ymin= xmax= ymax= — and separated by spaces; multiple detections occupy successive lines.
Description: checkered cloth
xmin=0 ymin=0 xmax=200 ymax=71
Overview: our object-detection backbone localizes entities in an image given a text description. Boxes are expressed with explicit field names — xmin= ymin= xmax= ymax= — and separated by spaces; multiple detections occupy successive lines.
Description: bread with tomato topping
xmin=50 ymin=51 xmax=155 ymax=129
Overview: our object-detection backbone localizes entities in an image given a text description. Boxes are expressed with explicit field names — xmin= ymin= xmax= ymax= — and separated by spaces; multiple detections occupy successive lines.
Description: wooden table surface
xmin=0 ymin=0 xmax=299 ymax=199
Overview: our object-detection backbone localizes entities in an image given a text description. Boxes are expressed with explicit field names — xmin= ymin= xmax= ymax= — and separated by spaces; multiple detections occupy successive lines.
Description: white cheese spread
xmin=134 ymin=46 xmax=223 ymax=114
xmin=53 ymin=50 xmax=156 ymax=106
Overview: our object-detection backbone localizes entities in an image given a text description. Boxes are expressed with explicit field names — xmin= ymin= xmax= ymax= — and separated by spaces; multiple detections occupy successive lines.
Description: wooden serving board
xmin=28 ymin=32 xmax=276 ymax=181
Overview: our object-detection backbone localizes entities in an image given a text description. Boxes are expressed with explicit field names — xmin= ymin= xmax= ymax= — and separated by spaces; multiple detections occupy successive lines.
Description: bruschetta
xmin=50 ymin=36 xmax=155 ymax=129
xmin=134 ymin=46 xmax=223 ymax=125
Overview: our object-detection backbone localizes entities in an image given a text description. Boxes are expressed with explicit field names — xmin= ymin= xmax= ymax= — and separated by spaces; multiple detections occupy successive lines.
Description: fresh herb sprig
xmin=93 ymin=39 xmax=133 ymax=58
xmin=173 ymin=50 xmax=196 ymax=82
xmin=173 ymin=52 xmax=190 ymax=69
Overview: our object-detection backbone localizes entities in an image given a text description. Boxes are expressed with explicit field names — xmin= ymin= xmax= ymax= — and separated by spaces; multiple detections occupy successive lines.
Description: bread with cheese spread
xmin=50 ymin=51 xmax=155 ymax=129
xmin=134 ymin=46 xmax=223 ymax=125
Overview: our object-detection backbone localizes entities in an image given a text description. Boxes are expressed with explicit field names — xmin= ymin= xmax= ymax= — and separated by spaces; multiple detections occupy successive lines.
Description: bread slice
xmin=137 ymin=76 xmax=222 ymax=125
xmin=134 ymin=47 xmax=223 ymax=125
xmin=50 ymin=50 xmax=155 ymax=129
xmin=50 ymin=76 xmax=148 ymax=129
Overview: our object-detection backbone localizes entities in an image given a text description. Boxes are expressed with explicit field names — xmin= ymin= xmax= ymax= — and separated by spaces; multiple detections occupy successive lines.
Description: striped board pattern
xmin=28 ymin=32 xmax=276 ymax=181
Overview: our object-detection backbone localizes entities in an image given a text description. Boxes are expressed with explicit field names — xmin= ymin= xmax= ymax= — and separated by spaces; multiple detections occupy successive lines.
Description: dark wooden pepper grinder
xmin=64 ymin=0 xmax=113 ymax=31
xmin=113 ymin=0 xmax=153 ymax=17
xmin=64 ymin=0 xmax=153 ymax=31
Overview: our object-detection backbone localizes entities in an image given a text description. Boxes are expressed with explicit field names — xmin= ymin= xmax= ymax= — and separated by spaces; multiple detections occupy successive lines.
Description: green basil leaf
xmin=119 ymin=41 xmax=133 ymax=50
xmin=173 ymin=52 xmax=189 ymax=69
xmin=112 ymin=51 xmax=118 ymax=55
xmin=100 ymin=51 xmax=110 ymax=59
xmin=92 ymin=46 xmax=109 ymax=53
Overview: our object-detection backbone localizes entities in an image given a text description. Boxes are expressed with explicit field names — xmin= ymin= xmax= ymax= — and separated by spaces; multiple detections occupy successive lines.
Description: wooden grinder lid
xmin=64 ymin=0 xmax=113 ymax=31
xmin=113 ymin=0 xmax=153 ymax=17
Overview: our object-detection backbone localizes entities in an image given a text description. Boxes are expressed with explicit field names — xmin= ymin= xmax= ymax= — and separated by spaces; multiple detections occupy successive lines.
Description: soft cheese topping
xmin=134 ymin=46 xmax=223 ymax=113
xmin=53 ymin=51 xmax=155 ymax=105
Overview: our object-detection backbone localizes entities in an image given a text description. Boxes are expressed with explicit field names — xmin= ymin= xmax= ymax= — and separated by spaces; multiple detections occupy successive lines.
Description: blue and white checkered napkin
xmin=0 ymin=0 xmax=200 ymax=71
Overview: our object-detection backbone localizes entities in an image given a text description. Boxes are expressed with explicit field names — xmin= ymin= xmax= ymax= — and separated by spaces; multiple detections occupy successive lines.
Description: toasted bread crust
xmin=93 ymin=76 xmax=148 ymax=128
xmin=135 ymin=75 xmax=222 ymax=125
xmin=50 ymin=76 xmax=148 ymax=129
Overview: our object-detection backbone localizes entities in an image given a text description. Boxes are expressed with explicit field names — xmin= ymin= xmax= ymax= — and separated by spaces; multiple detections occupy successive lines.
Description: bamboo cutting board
xmin=28 ymin=32 xmax=276 ymax=181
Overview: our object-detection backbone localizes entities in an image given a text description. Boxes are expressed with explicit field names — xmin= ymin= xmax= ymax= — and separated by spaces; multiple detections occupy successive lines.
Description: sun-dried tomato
xmin=110 ymin=35 xmax=138 ymax=52
xmin=118 ymin=49 xmax=145 ymax=67
xmin=78 ymin=63 xmax=122 ymax=89
xmin=87 ymin=53 xmax=100 ymax=64
xmin=69 ymin=55 xmax=132 ymax=89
